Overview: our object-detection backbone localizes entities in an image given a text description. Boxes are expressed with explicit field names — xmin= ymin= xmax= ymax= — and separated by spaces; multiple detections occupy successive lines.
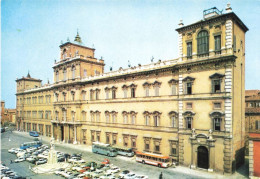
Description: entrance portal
xmin=197 ymin=146 xmax=209 ymax=169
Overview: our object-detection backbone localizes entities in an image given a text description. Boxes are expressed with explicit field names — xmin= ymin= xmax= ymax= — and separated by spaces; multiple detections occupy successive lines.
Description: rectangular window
xmin=214 ymin=118 xmax=221 ymax=131
xmin=90 ymin=91 xmax=93 ymax=100
xmin=171 ymin=147 xmax=176 ymax=155
xmin=186 ymin=117 xmax=192 ymax=129
xmin=91 ymin=132 xmax=95 ymax=142
xmin=233 ymin=35 xmax=236 ymax=52
xmin=131 ymin=88 xmax=135 ymax=98
xmin=171 ymin=116 xmax=176 ymax=127
xmin=113 ymin=135 xmax=117 ymax=145
xmin=171 ymin=84 xmax=177 ymax=95
xmin=124 ymin=137 xmax=128 ymax=147
xmin=131 ymin=138 xmax=136 ymax=148
xmin=96 ymin=113 xmax=100 ymax=122
xmin=123 ymin=115 xmax=128 ymax=124
xmin=185 ymin=82 xmax=192 ymax=94
xmin=123 ymin=89 xmax=127 ymax=98
xmin=106 ymin=135 xmax=110 ymax=144
xmin=212 ymin=79 xmax=221 ymax=93
xmin=154 ymin=116 xmax=159 ymax=127
xmin=112 ymin=114 xmax=116 ymax=123
xmin=106 ymin=91 xmax=109 ymax=99
xmin=96 ymin=91 xmax=99 ymax=100
xmin=187 ymin=42 xmax=192 ymax=58
xmin=154 ymin=86 xmax=159 ymax=96
xmin=214 ymin=102 xmax=221 ymax=109
xmin=82 ymin=91 xmax=86 ymax=100
xmin=131 ymin=115 xmax=136 ymax=124
xmin=186 ymin=103 xmax=192 ymax=109
xmin=145 ymin=116 xmax=150 ymax=126
xmin=106 ymin=114 xmax=110 ymax=123
xmin=154 ymin=142 xmax=160 ymax=152
xmin=112 ymin=90 xmax=116 ymax=99
xmin=255 ymin=120 xmax=260 ymax=130
xmin=145 ymin=87 xmax=149 ymax=97
xmin=214 ymin=35 xmax=221 ymax=51
xmin=91 ymin=113 xmax=94 ymax=122
xmin=145 ymin=141 xmax=150 ymax=150
xmin=82 ymin=112 xmax=86 ymax=121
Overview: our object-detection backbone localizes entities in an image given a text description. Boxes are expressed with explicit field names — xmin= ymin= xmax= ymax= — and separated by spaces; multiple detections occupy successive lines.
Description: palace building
xmin=16 ymin=4 xmax=248 ymax=174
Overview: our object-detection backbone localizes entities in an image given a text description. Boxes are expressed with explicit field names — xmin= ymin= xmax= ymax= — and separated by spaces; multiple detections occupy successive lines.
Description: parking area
xmin=2 ymin=130 xmax=231 ymax=179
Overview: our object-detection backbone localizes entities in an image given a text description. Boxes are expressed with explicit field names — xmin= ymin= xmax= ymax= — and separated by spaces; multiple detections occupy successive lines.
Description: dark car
xmin=1 ymin=128 xmax=5 ymax=133
xmin=58 ymin=157 xmax=65 ymax=162
xmin=29 ymin=131 xmax=39 ymax=137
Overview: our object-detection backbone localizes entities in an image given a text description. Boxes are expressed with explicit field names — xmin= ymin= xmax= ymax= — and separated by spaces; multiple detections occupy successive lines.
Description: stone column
xmin=208 ymin=145 xmax=215 ymax=172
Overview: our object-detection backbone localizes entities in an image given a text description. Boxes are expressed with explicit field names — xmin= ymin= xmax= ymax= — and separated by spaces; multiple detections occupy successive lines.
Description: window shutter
xmin=233 ymin=35 xmax=236 ymax=51
xmin=256 ymin=120 xmax=259 ymax=130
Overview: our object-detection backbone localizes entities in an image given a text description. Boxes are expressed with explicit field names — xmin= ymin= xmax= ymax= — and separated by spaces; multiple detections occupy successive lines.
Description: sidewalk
xmin=13 ymin=131 xmax=248 ymax=179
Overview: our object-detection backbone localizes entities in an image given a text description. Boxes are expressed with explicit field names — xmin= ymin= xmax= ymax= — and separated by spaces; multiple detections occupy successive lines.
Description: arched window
xmin=71 ymin=66 xmax=76 ymax=79
xmin=197 ymin=30 xmax=209 ymax=55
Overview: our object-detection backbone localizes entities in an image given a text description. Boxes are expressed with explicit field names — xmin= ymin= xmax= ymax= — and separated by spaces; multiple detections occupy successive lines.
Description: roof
xmin=176 ymin=12 xmax=248 ymax=33
xmin=16 ymin=76 xmax=42 ymax=82
xmin=246 ymin=90 xmax=260 ymax=97
xmin=135 ymin=151 xmax=169 ymax=159
xmin=245 ymin=108 xmax=260 ymax=114
xmin=59 ymin=41 xmax=95 ymax=51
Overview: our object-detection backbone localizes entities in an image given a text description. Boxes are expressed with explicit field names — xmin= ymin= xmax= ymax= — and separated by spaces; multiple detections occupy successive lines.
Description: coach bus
xmin=20 ymin=141 xmax=42 ymax=150
xmin=112 ymin=146 xmax=134 ymax=157
xmin=92 ymin=142 xmax=117 ymax=157
xmin=135 ymin=151 xmax=171 ymax=168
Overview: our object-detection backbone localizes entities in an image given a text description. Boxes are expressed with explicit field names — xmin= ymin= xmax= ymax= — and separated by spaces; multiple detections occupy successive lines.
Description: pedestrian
xmin=10 ymin=159 xmax=12 ymax=164
xmin=159 ymin=172 xmax=163 ymax=179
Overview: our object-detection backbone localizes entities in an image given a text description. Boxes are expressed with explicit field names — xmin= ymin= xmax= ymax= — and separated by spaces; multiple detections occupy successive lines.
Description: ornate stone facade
xmin=16 ymin=5 xmax=248 ymax=174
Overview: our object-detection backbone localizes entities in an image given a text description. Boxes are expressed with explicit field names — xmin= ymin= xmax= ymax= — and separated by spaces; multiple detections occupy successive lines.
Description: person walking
xmin=159 ymin=172 xmax=163 ymax=179
xmin=10 ymin=159 xmax=12 ymax=164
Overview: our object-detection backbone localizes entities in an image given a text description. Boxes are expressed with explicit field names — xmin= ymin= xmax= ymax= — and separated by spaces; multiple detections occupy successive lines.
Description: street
xmin=1 ymin=130 xmax=212 ymax=179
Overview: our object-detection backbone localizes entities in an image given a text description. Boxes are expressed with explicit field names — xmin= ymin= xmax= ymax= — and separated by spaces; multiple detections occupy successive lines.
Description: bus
xmin=135 ymin=151 xmax=172 ymax=168
xmin=20 ymin=141 xmax=42 ymax=149
xmin=92 ymin=142 xmax=117 ymax=157
xmin=112 ymin=146 xmax=134 ymax=157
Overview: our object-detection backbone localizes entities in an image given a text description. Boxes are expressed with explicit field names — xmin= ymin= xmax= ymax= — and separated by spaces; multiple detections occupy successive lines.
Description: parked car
xmin=91 ymin=169 xmax=104 ymax=178
xmin=1 ymin=128 xmax=5 ymax=133
xmin=14 ymin=149 xmax=24 ymax=154
xmin=14 ymin=157 xmax=25 ymax=163
xmin=107 ymin=166 xmax=120 ymax=174
xmin=35 ymin=158 xmax=47 ymax=165
xmin=29 ymin=131 xmax=39 ymax=137
xmin=68 ymin=157 xmax=85 ymax=163
xmin=102 ymin=159 xmax=110 ymax=165
xmin=124 ymin=173 xmax=136 ymax=179
xmin=134 ymin=175 xmax=148 ymax=179
xmin=8 ymin=148 xmax=17 ymax=153
xmin=100 ymin=173 xmax=116 ymax=179
xmin=58 ymin=156 xmax=65 ymax=162
xmin=119 ymin=170 xmax=130 ymax=178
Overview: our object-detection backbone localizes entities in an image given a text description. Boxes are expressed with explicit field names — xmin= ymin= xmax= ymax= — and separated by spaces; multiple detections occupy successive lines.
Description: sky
xmin=1 ymin=0 xmax=260 ymax=108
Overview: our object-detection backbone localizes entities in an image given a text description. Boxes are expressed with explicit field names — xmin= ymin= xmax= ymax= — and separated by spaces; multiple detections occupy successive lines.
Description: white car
xmin=38 ymin=153 xmax=48 ymax=158
xmin=8 ymin=148 xmax=17 ymax=153
xmin=100 ymin=173 xmax=116 ymax=179
xmin=68 ymin=157 xmax=85 ymax=163
xmin=14 ymin=157 xmax=25 ymax=163
xmin=14 ymin=149 xmax=24 ymax=154
xmin=35 ymin=158 xmax=47 ymax=165
xmin=106 ymin=166 xmax=120 ymax=174
xmin=72 ymin=166 xmax=83 ymax=171
xmin=16 ymin=151 xmax=26 ymax=158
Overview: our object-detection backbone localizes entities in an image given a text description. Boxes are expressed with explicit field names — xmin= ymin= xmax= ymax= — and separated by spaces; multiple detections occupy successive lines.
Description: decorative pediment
xmin=130 ymin=111 xmax=138 ymax=115
xmin=153 ymin=111 xmax=162 ymax=115
xmin=122 ymin=85 xmax=128 ymax=89
xmin=209 ymin=111 xmax=225 ymax=117
xmin=168 ymin=79 xmax=178 ymax=84
xmin=104 ymin=87 xmax=110 ymax=91
xmin=183 ymin=111 xmax=196 ymax=116
xmin=169 ymin=111 xmax=178 ymax=116
xmin=182 ymin=76 xmax=195 ymax=82
xmin=209 ymin=73 xmax=225 ymax=79
xmin=153 ymin=81 xmax=162 ymax=86
xmin=111 ymin=111 xmax=118 ymax=114
xmin=143 ymin=111 xmax=151 ymax=115
xmin=111 ymin=86 xmax=117 ymax=90
xmin=129 ymin=83 xmax=137 ymax=88
xmin=142 ymin=82 xmax=151 ymax=87
xmin=122 ymin=111 xmax=129 ymax=114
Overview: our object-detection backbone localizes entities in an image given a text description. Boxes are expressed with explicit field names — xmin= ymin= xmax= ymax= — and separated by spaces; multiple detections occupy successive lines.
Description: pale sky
xmin=1 ymin=0 xmax=260 ymax=108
